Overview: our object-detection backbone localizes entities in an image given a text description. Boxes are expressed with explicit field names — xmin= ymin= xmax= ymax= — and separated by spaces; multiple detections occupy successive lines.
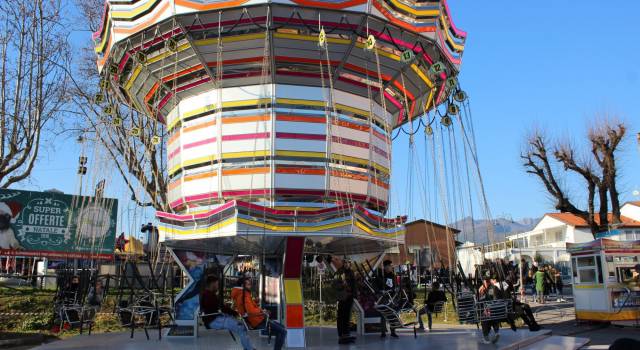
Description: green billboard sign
xmin=0 ymin=189 xmax=118 ymax=259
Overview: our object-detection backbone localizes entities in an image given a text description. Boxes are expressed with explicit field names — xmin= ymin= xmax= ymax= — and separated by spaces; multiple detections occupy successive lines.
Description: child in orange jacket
xmin=231 ymin=277 xmax=287 ymax=350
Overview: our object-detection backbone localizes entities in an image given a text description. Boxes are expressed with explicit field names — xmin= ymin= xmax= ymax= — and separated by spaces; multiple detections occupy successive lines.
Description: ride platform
xmin=31 ymin=326 xmax=590 ymax=350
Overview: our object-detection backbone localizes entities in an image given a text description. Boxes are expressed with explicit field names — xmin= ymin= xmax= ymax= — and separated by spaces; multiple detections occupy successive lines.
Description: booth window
xmin=575 ymin=256 xmax=599 ymax=284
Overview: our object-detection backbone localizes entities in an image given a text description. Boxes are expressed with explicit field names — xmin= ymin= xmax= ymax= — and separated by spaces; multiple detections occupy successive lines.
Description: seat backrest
xmin=432 ymin=301 xmax=445 ymax=313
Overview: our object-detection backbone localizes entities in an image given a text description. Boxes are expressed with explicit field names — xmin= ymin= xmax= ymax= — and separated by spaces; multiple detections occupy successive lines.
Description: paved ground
xmin=29 ymin=326 xmax=549 ymax=350
xmin=529 ymin=298 xmax=640 ymax=349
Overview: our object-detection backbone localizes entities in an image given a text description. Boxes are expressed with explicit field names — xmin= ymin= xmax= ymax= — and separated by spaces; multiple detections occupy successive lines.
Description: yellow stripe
xmin=238 ymin=217 xmax=351 ymax=232
xmin=574 ymin=284 xmax=604 ymax=289
xmin=276 ymin=98 xmax=325 ymax=108
xmin=125 ymin=65 xmax=142 ymax=91
xmin=576 ymin=310 xmax=640 ymax=321
xmin=411 ymin=64 xmax=434 ymax=89
xmin=274 ymin=206 xmax=326 ymax=211
xmin=387 ymin=0 xmax=440 ymax=16
xmin=168 ymin=98 xmax=271 ymax=131
xmin=354 ymin=42 xmax=400 ymax=61
xmin=146 ymin=43 xmax=190 ymax=64
xmin=332 ymin=154 xmax=389 ymax=174
xmin=440 ymin=14 xmax=465 ymax=52
xmin=221 ymin=150 xmax=269 ymax=159
xmin=276 ymin=150 xmax=325 ymax=158
xmin=222 ymin=98 xmax=270 ymax=108
xmin=195 ymin=33 xmax=266 ymax=46
xmin=424 ymin=89 xmax=435 ymax=111
xmin=283 ymin=279 xmax=303 ymax=304
xmin=355 ymin=220 xmax=405 ymax=237
xmin=159 ymin=217 xmax=236 ymax=235
xmin=111 ymin=0 xmax=159 ymax=19
xmin=274 ymin=32 xmax=351 ymax=45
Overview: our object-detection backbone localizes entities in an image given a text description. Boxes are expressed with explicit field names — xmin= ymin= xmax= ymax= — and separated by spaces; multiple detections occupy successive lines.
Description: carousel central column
xmin=282 ymin=236 xmax=306 ymax=348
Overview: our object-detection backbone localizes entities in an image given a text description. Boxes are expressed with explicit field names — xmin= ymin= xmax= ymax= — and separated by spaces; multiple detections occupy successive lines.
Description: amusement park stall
xmin=93 ymin=0 xmax=468 ymax=346
xmin=567 ymin=239 xmax=640 ymax=324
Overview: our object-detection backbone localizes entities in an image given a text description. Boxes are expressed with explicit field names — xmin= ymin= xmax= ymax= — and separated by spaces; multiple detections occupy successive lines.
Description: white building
xmin=458 ymin=202 xmax=640 ymax=274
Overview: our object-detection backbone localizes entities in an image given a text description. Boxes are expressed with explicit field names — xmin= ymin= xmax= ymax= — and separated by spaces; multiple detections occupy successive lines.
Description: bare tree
xmin=64 ymin=0 xmax=169 ymax=212
xmin=0 ymin=0 xmax=70 ymax=188
xmin=521 ymin=120 xmax=627 ymax=237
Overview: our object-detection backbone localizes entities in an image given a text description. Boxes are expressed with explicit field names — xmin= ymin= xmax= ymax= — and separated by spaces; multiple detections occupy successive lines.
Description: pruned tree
xmin=62 ymin=0 xmax=169 ymax=212
xmin=0 ymin=0 xmax=70 ymax=188
xmin=521 ymin=119 xmax=627 ymax=237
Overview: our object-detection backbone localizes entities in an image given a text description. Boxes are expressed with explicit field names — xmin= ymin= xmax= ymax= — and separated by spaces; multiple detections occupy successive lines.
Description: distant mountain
xmin=451 ymin=216 xmax=539 ymax=244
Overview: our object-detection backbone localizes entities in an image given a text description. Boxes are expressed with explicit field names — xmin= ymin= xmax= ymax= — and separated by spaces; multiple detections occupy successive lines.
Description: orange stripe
xmin=276 ymin=115 xmax=326 ymax=123
xmin=163 ymin=64 xmax=203 ymax=82
xmin=168 ymin=131 xmax=180 ymax=144
xmin=330 ymin=170 xmax=368 ymax=181
xmin=145 ymin=82 xmax=160 ymax=103
xmin=222 ymin=115 xmax=270 ymax=124
xmin=184 ymin=171 xmax=218 ymax=182
xmin=372 ymin=177 xmax=390 ymax=189
xmin=175 ymin=0 xmax=249 ymax=11
xmin=222 ymin=167 xmax=269 ymax=176
xmin=332 ymin=119 xmax=370 ymax=132
xmin=183 ymin=120 xmax=216 ymax=133
xmin=276 ymin=168 xmax=325 ymax=175
xmin=168 ymin=179 xmax=181 ymax=191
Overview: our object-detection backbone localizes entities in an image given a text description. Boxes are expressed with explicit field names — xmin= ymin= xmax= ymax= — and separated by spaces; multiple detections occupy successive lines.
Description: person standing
xmin=534 ymin=267 xmax=545 ymax=304
xmin=554 ymin=270 xmax=564 ymax=302
xmin=377 ymin=260 xmax=398 ymax=338
xmin=334 ymin=259 xmax=357 ymax=344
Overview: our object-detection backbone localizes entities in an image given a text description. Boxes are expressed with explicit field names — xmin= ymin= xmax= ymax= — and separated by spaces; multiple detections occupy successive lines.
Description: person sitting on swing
xmin=201 ymin=276 xmax=254 ymax=350
xmin=231 ymin=277 xmax=287 ymax=350
xmin=478 ymin=276 xmax=501 ymax=344
xmin=418 ymin=281 xmax=447 ymax=331
xmin=377 ymin=260 xmax=398 ymax=338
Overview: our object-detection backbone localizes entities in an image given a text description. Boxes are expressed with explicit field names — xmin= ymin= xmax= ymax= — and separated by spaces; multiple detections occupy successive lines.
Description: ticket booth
xmin=566 ymin=239 xmax=640 ymax=324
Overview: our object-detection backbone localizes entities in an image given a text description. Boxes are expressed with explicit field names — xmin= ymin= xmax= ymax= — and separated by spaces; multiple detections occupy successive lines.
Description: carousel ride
xmin=92 ymin=0 xmax=493 ymax=346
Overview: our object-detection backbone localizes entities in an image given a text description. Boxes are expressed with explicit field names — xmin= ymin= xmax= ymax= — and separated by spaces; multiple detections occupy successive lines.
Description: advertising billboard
xmin=0 ymin=189 xmax=118 ymax=259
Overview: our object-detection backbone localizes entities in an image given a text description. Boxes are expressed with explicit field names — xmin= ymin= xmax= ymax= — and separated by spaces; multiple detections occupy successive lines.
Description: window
xmin=575 ymin=255 xmax=601 ymax=284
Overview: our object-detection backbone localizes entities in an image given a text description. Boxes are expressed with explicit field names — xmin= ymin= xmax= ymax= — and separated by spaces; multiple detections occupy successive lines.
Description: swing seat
xmin=475 ymin=299 xmax=512 ymax=322
xmin=374 ymin=304 xmax=419 ymax=338
xmin=197 ymin=310 xmax=238 ymax=342
xmin=240 ymin=311 xmax=272 ymax=344
xmin=455 ymin=293 xmax=477 ymax=324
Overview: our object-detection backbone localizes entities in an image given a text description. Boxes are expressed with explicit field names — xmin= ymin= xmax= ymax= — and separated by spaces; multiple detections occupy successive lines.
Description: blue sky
xmin=19 ymin=1 xmax=640 ymax=233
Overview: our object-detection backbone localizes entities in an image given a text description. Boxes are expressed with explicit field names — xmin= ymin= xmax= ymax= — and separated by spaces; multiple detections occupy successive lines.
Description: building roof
xmin=405 ymin=219 xmax=461 ymax=234
xmin=546 ymin=212 xmax=640 ymax=228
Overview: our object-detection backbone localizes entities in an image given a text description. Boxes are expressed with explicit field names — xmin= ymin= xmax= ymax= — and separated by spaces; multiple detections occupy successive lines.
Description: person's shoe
xmin=491 ymin=334 xmax=500 ymax=344
xmin=510 ymin=323 xmax=517 ymax=332
xmin=417 ymin=325 xmax=425 ymax=331
xmin=380 ymin=332 xmax=386 ymax=338
xmin=390 ymin=332 xmax=399 ymax=338
xmin=529 ymin=324 xmax=541 ymax=332
xmin=480 ymin=336 xmax=492 ymax=344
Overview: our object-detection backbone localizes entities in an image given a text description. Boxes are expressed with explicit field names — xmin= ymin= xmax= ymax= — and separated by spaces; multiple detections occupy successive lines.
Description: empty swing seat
xmin=374 ymin=304 xmax=419 ymax=338
xmin=455 ymin=293 xmax=477 ymax=324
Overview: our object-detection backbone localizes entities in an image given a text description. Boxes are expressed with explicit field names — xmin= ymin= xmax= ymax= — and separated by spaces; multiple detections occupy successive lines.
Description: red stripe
xmin=276 ymin=132 xmax=325 ymax=141
xmin=184 ymin=137 xmax=216 ymax=149
xmin=222 ymin=132 xmax=270 ymax=141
